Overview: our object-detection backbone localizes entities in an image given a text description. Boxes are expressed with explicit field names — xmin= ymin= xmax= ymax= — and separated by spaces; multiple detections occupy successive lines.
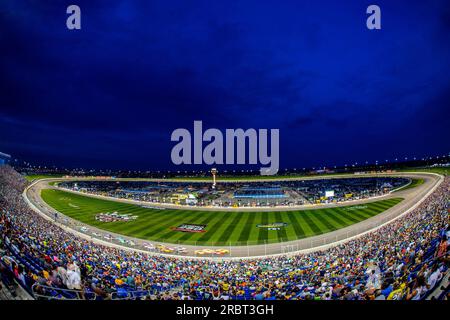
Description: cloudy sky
xmin=1 ymin=0 xmax=449 ymax=170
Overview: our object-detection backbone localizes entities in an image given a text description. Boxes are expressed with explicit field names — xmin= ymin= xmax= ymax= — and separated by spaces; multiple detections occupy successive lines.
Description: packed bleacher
xmin=0 ymin=165 xmax=449 ymax=300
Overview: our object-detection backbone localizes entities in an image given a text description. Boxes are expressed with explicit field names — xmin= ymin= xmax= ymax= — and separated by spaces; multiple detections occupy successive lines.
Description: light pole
xmin=211 ymin=168 xmax=218 ymax=189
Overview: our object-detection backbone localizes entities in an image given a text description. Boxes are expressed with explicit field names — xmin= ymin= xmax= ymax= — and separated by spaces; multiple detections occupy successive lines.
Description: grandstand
xmin=0 ymin=165 xmax=449 ymax=300
xmin=233 ymin=187 xmax=287 ymax=199
xmin=55 ymin=176 xmax=409 ymax=207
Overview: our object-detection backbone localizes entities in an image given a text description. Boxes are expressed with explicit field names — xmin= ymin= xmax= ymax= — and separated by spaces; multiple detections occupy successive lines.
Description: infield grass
xmin=41 ymin=189 xmax=403 ymax=246
xmin=392 ymin=178 xmax=424 ymax=192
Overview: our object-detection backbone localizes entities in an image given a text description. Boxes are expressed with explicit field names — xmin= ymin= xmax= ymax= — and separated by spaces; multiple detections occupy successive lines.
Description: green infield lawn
xmin=398 ymin=167 xmax=449 ymax=176
xmin=392 ymin=178 xmax=424 ymax=192
xmin=41 ymin=189 xmax=403 ymax=246
xmin=24 ymin=174 xmax=63 ymax=182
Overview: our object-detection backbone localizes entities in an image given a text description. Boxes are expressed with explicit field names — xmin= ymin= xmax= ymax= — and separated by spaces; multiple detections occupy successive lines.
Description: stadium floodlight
xmin=211 ymin=168 xmax=218 ymax=188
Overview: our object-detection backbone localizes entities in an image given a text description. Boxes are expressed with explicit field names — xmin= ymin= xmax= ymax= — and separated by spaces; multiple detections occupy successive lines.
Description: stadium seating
xmin=0 ymin=165 xmax=449 ymax=300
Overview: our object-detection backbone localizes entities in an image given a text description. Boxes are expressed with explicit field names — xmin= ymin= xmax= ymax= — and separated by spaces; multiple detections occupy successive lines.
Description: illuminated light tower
xmin=211 ymin=168 xmax=218 ymax=189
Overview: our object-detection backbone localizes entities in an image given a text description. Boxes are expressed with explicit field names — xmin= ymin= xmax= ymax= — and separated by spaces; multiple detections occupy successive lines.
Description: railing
xmin=30 ymin=282 xmax=184 ymax=301
xmin=31 ymin=283 xmax=97 ymax=300
xmin=110 ymin=289 xmax=152 ymax=300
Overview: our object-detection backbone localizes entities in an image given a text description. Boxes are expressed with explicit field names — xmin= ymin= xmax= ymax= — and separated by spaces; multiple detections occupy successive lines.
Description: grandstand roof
xmin=0 ymin=152 xmax=11 ymax=159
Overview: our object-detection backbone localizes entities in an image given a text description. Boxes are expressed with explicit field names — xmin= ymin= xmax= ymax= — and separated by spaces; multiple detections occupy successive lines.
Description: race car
xmin=143 ymin=242 xmax=155 ymax=250
xmin=174 ymin=246 xmax=187 ymax=254
xmin=156 ymin=244 xmax=175 ymax=253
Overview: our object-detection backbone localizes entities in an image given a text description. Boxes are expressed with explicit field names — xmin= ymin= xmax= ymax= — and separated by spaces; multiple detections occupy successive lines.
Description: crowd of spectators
xmin=1 ymin=165 xmax=448 ymax=300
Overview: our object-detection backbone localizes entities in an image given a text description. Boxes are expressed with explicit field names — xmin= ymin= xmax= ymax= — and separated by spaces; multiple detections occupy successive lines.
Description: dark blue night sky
xmin=1 ymin=0 xmax=449 ymax=170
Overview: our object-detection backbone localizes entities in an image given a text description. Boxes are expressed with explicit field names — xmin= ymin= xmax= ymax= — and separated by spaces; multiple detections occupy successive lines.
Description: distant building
xmin=186 ymin=194 xmax=198 ymax=206
xmin=0 ymin=152 xmax=11 ymax=166
xmin=381 ymin=182 xmax=393 ymax=191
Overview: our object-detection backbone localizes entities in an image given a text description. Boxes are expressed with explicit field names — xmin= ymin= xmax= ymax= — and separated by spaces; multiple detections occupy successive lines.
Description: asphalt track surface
xmin=24 ymin=172 xmax=443 ymax=259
